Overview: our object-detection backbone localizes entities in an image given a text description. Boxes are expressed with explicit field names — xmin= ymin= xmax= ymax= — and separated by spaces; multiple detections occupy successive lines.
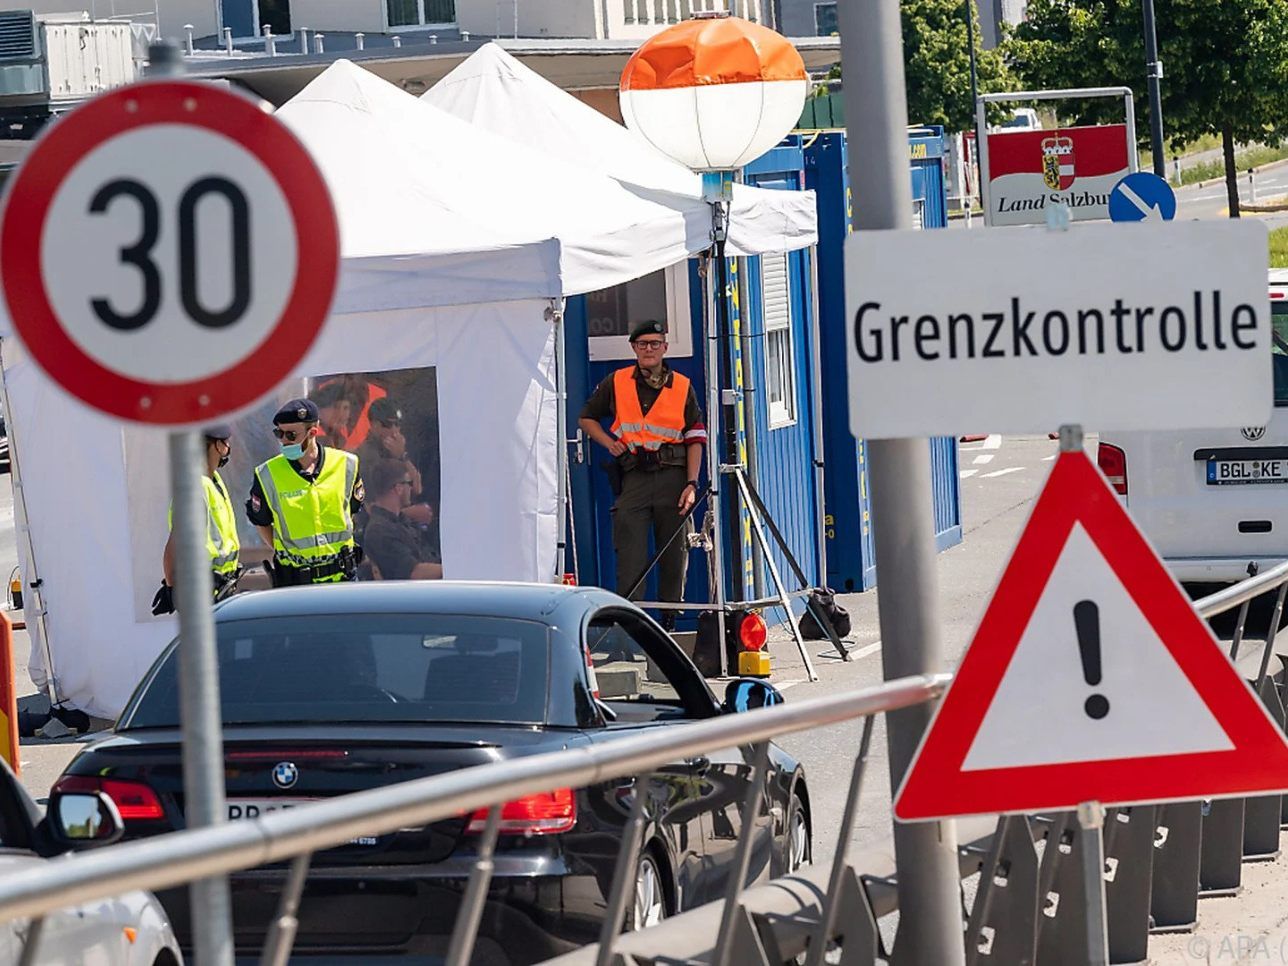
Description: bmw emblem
xmin=1243 ymin=426 xmax=1267 ymax=441
xmin=272 ymin=761 xmax=298 ymax=790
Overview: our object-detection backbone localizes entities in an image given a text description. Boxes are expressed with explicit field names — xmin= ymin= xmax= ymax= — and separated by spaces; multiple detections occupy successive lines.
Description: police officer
xmin=246 ymin=398 xmax=365 ymax=586
xmin=578 ymin=320 xmax=706 ymax=621
xmin=152 ymin=425 xmax=242 ymax=615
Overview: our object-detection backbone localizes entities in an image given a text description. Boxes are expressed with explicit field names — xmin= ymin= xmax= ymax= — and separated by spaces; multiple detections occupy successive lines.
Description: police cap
xmin=628 ymin=320 xmax=667 ymax=343
xmin=369 ymin=397 xmax=402 ymax=424
xmin=272 ymin=398 xmax=320 ymax=425
xmin=203 ymin=424 xmax=233 ymax=441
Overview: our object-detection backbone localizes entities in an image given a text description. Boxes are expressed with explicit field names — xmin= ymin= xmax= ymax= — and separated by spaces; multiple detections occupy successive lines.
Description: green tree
xmin=1007 ymin=0 xmax=1288 ymax=217
xmin=824 ymin=0 xmax=1012 ymax=133
xmin=902 ymin=0 xmax=1012 ymax=132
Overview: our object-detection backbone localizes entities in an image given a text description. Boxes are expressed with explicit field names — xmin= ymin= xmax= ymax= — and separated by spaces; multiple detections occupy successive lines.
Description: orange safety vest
xmin=610 ymin=366 xmax=689 ymax=452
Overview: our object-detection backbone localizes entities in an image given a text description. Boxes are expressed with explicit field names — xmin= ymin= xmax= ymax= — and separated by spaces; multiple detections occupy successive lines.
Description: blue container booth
xmin=563 ymin=142 xmax=826 ymax=614
xmin=804 ymin=127 xmax=963 ymax=593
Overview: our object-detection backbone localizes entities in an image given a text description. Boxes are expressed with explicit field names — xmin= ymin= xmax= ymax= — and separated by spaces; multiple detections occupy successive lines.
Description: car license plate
xmin=226 ymin=799 xmax=381 ymax=846
xmin=1206 ymin=458 xmax=1288 ymax=485
xmin=226 ymin=798 xmax=315 ymax=820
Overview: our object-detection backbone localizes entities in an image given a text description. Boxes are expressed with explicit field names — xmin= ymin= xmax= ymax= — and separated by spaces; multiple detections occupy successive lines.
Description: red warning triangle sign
xmin=896 ymin=450 xmax=1288 ymax=822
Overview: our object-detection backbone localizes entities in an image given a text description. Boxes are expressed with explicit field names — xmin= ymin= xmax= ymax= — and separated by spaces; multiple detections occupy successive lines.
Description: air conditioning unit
xmin=0 ymin=10 xmax=136 ymax=129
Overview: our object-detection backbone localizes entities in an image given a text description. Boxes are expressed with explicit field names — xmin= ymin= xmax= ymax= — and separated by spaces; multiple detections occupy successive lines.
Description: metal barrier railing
xmin=1 ymin=673 xmax=947 ymax=966
xmin=547 ymin=560 xmax=1288 ymax=966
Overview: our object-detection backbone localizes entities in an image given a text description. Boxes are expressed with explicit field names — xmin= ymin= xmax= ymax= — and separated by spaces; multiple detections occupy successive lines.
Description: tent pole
xmin=549 ymin=298 xmax=568 ymax=583
xmin=0 ymin=340 xmax=58 ymax=707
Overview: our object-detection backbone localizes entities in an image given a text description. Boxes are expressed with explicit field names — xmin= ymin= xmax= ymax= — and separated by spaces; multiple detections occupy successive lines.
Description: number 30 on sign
xmin=0 ymin=81 xmax=339 ymax=427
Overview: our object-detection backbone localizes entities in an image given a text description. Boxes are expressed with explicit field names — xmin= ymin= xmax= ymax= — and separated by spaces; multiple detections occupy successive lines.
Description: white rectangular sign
xmin=845 ymin=220 xmax=1271 ymax=438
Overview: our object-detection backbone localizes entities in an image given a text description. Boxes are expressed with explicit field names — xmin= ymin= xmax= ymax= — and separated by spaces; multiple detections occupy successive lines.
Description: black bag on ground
xmin=798 ymin=587 xmax=851 ymax=641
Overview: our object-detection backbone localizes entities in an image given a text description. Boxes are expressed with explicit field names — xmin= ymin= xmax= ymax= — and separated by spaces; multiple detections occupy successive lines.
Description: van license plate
xmin=1206 ymin=459 xmax=1288 ymax=485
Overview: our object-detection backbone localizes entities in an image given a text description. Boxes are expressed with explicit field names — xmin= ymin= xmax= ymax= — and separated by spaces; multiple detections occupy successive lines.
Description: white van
xmin=1097 ymin=271 xmax=1288 ymax=587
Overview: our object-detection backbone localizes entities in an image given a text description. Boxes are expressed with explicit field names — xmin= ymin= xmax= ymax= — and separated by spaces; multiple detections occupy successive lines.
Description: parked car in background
xmin=990 ymin=107 xmax=1040 ymax=132
xmin=52 ymin=582 xmax=811 ymax=964
xmin=1098 ymin=272 xmax=1288 ymax=591
xmin=0 ymin=758 xmax=181 ymax=965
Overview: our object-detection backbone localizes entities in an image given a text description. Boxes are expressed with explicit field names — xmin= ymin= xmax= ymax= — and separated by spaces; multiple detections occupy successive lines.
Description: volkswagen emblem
xmin=271 ymin=761 xmax=298 ymax=790
xmin=1242 ymin=426 xmax=1267 ymax=441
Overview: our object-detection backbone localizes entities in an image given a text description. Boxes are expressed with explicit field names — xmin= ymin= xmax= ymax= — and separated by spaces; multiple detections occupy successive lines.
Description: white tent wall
xmin=6 ymin=298 xmax=556 ymax=719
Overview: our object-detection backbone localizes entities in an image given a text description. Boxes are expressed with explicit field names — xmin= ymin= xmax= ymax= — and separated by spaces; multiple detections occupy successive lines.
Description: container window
xmin=762 ymin=252 xmax=796 ymax=428
xmin=587 ymin=264 xmax=693 ymax=361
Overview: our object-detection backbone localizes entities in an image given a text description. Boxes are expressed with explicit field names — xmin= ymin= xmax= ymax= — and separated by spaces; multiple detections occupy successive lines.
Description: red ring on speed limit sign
xmin=0 ymin=80 xmax=339 ymax=426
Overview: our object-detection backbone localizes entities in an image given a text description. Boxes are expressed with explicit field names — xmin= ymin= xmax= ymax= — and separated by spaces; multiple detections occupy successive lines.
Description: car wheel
xmin=625 ymin=849 xmax=668 ymax=931
xmin=785 ymin=793 xmax=811 ymax=873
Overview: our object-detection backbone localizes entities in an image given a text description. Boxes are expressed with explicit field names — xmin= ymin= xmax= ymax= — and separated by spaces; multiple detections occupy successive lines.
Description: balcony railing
xmin=618 ymin=0 xmax=769 ymax=30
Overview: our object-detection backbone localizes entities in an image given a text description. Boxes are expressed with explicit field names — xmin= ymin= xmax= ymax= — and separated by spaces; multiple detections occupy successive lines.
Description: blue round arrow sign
xmin=1109 ymin=171 xmax=1177 ymax=222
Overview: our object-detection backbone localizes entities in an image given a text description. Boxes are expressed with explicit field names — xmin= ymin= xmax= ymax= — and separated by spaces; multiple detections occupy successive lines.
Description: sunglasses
xmin=633 ymin=339 xmax=666 ymax=350
xmin=272 ymin=427 xmax=309 ymax=442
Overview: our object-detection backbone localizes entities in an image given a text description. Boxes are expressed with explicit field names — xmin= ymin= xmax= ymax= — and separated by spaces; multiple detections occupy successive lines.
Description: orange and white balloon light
xmin=619 ymin=13 xmax=808 ymax=173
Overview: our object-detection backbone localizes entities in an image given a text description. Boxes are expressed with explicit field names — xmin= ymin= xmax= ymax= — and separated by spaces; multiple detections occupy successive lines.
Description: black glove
xmin=151 ymin=581 xmax=175 ymax=616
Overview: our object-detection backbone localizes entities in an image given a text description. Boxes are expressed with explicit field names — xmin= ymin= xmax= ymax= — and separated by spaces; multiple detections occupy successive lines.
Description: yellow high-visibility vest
xmin=254 ymin=451 xmax=358 ymax=573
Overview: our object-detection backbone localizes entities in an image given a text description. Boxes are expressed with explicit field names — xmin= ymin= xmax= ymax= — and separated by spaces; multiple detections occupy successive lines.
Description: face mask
xmin=281 ymin=442 xmax=305 ymax=460
xmin=218 ymin=450 xmax=230 ymax=469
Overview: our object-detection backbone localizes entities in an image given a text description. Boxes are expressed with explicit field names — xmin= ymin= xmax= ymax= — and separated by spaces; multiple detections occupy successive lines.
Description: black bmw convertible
xmin=51 ymin=582 xmax=812 ymax=964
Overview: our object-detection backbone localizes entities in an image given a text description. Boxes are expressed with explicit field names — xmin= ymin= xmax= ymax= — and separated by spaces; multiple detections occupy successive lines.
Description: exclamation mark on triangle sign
xmin=1074 ymin=600 xmax=1110 ymax=720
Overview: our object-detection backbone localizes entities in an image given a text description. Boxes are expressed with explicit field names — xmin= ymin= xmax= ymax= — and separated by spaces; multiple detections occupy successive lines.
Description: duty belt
xmin=274 ymin=549 xmax=353 ymax=580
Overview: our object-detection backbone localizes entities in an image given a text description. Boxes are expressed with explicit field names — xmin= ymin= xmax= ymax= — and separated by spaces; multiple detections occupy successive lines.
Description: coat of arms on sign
xmin=1042 ymin=134 xmax=1075 ymax=191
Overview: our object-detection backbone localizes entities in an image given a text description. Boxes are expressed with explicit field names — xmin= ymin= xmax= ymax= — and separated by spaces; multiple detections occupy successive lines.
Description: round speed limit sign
xmin=0 ymin=80 xmax=339 ymax=425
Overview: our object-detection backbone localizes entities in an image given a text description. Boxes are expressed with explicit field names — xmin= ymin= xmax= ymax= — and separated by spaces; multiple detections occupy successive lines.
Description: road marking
xmin=983 ymin=434 xmax=1002 ymax=449
xmin=776 ymin=680 xmax=804 ymax=691
xmin=982 ymin=466 xmax=1025 ymax=479
xmin=960 ymin=469 xmax=979 ymax=479
xmin=852 ymin=641 xmax=882 ymax=660
xmin=973 ymin=454 xmax=995 ymax=465
xmin=1042 ymin=455 xmax=1056 ymax=462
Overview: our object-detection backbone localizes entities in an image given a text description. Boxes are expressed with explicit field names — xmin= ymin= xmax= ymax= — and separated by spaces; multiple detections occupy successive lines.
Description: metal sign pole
xmin=1141 ymin=0 xmax=1166 ymax=178
xmin=147 ymin=41 xmax=234 ymax=966
xmin=169 ymin=430 xmax=234 ymax=966
xmin=1078 ymin=800 xmax=1110 ymax=966
xmin=836 ymin=3 xmax=965 ymax=963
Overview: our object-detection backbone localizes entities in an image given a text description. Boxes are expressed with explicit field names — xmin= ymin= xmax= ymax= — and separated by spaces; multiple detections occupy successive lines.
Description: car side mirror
xmin=48 ymin=792 xmax=124 ymax=849
xmin=723 ymin=678 xmax=785 ymax=714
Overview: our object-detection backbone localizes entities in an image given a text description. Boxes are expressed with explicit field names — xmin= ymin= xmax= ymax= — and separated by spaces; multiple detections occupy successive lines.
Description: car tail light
xmin=738 ymin=612 xmax=768 ymax=651
xmin=53 ymin=775 xmax=164 ymax=821
xmin=225 ymin=749 xmax=349 ymax=761
xmin=467 ymin=788 xmax=576 ymax=836
xmin=1097 ymin=443 xmax=1128 ymax=496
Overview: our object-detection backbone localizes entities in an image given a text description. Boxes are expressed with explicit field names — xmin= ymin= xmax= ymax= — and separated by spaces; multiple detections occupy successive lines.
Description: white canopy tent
xmin=4 ymin=59 xmax=818 ymax=717
xmin=422 ymin=42 xmax=819 ymax=251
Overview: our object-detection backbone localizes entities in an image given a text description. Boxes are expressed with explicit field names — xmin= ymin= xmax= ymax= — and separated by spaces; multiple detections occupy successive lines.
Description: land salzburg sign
xmin=986 ymin=125 xmax=1131 ymax=226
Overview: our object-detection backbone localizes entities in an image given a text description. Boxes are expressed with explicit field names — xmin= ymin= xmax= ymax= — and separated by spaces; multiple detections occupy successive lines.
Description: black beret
xmin=628 ymin=320 xmax=667 ymax=343
xmin=273 ymin=398 xmax=320 ymax=425
xmin=369 ymin=397 xmax=403 ymax=423
xmin=203 ymin=424 xmax=233 ymax=441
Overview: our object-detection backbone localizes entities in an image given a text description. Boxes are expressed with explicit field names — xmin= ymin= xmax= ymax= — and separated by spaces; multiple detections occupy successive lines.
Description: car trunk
xmin=80 ymin=723 xmax=562 ymax=952
xmin=82 ymin=724 xmax=558 ymax=865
